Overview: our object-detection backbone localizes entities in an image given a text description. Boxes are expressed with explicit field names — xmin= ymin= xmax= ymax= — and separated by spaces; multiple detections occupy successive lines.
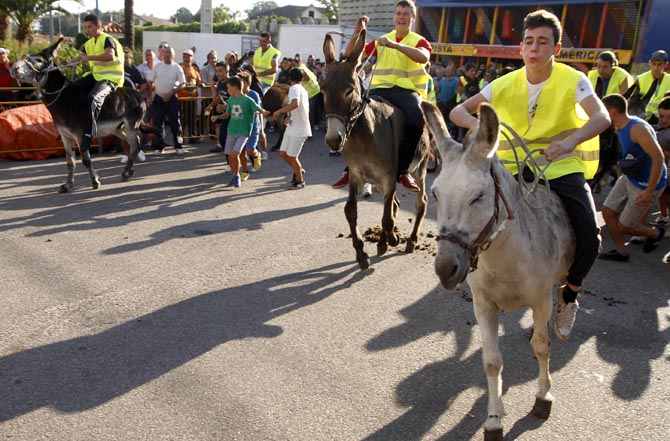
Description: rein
xmin=435 ymin=163 xmax=515 ymax=271
xmin=25 ymin=59 xmax=79 ymax=107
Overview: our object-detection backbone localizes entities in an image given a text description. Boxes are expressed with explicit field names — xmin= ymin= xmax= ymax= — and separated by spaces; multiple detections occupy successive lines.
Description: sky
xmin=60 ymin=0 xmax=321 ymax=20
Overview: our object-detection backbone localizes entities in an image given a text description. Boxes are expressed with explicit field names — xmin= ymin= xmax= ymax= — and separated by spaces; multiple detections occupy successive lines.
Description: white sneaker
xmin=261 ymin=151 xmax=268 ymax=160
xmin=137 ymin=150 xmax=146 ymax=162
xmin=175 ymin=148 xmax=185 ymax=156
xmin=120 ymin=155 xmax=129 ymax=164
xmin=554 ymin=287 xmax=579 ymax=340
xmin=362 ymin=182 xmax=373 ymax=198
xmin=630 ymin=235 xmax=646 ymax=244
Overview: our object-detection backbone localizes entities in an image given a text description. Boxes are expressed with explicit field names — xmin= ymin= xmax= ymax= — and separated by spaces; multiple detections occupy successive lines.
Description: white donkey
xmin=421 ymin=101 xmax=575 ymax=441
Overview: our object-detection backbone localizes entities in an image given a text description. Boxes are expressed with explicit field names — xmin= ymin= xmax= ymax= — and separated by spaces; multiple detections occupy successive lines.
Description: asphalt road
xmin=1 ymin=133 xmax=669 ymax=441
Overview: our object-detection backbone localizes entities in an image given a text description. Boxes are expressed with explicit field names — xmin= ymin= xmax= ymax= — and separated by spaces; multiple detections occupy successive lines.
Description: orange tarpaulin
xmin=0 ymin=104 xmax=64 ymax=160
xmin=0 ymin=104 xmax=118 ymax=161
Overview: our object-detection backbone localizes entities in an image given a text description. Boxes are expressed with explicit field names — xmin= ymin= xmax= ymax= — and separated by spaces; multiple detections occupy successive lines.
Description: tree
xmin=0 ymin=0 xmax=83 ymax=44
xmin=124 ymin=0 xmax=134 ymax=50
xmin=318 ymin=0 xmax=338 ymax=25
xmin=193 ymin=4 xmax=237 ymax=24
xmin=245 ymin=1 xmax=278 ymax=20
xmin=170 ymin=7 xmax=194 ymax=24
xmin=0 ymin=10 xmax=10 ymax=41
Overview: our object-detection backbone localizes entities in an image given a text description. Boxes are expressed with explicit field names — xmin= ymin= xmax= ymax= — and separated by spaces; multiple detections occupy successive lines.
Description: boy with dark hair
xmin=218 ymin=76 xmax=270 ymax=188
xmin=599 ymin=94 xmax=667 ymax=260
xmin=273 ymin=68 xmax=312 ymax=189
xmin=451 ymin=9 xmax=611 ymax=340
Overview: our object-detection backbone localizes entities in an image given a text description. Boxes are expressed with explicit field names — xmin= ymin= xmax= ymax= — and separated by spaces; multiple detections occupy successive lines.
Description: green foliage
xmin=170 ymin=7 xmax=194 ymax=24
xmin=135 ymin=21 xmax=247 ymax=37
xmin=318 ymin=0 xmax=339 ymax=25
xmin=245 ymin=1 xmax=278 ymax=20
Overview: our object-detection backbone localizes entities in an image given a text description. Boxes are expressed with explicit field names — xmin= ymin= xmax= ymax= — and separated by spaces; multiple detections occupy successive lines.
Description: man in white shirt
xmin=148 ymin=46 xmax=186 ymax=155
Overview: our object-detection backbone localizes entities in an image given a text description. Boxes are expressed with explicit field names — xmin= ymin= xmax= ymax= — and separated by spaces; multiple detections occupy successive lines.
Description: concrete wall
xmin=277 ymin=25 xmax=344 ymax=63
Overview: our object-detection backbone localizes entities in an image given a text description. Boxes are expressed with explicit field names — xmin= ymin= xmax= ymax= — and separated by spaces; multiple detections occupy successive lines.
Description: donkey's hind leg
xmin=120 ymin=123 xmax=139 ymax=181
xmin=59 ymin=138 xmax=78 ymax=193
xmin=380 ymin=191 xmax=399 ymax=251
xmin=406 ymin=180 xmax=428 ymax=253
xmin=345 ymin=187 xmax=370 ymax=270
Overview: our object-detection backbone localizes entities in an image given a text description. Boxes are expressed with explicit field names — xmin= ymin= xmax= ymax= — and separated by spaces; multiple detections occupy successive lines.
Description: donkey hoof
xmin=483 ymin=428 xmax=503 ymax=441
xmin=92 ymin=180 xmax=101 ymax=190
xmin=58 ymin=184 xmax=70 ymax=193
xmin=405 ymin=241 xmax=416 ymax=253
xmin=377 ymin=241 xmax=388 ymax=256
xmin=357 ymin=255 xmax=371 ymax=271
xmin=121 ymin=173 xmax=130 ymax=182
xmin=531 ymin=397 xmax=552 ymax=420
xmin=128 ymin=169 xmax=135 ymax=177
xmin=387 ymin=234 xmax=399 ymax=247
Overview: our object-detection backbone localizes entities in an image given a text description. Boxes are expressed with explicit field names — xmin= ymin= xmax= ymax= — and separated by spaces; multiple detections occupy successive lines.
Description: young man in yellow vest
xmin=332 ymin=0 xmax=431 ymax=192
xmin=75 ymin=14 xmax=124 ymax=151
xmin=451 ymin=9 xmax=611 ymax=340
xmin=588 ymin=51 xmax=633 ymax=99
xmin=252 ymin=32 xmax=281 ymax=93
xmin=637 ymin=50 xmax=670 ymax=124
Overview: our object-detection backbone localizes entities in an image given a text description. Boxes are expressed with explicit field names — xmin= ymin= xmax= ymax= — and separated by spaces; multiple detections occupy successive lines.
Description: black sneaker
xmin=598 ymin=248 xmax=630 ymax=262
xmin=291 ymin=181 xmax=305 ymax=189
xmin=209 ymin=145 xmax=224 ymax=153
xmin=643 ymin=227 xmax=666 ymax=253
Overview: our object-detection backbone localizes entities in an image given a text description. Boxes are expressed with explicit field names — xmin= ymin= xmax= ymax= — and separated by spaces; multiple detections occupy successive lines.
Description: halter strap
xmin=435 ymin=163 xmax=514 ymax=271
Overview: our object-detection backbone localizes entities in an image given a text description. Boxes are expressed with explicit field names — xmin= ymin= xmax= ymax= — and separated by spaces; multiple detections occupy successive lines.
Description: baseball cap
xmin=650 ymin=50 xmax=668 ymax=62
xmin=183 ymin=49 xmax=194 ymax=56
xmin=0 ymin=47 xmax=8 ymax=55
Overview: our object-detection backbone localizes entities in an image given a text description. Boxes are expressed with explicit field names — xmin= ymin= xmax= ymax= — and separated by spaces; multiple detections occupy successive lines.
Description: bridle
xmin=325 ymin=75 xmax=370 ymax=139
xmin=435 ymin=163 xmax=515 ymax=271
xmin=324 ymin=45 xmax=384 ymax=140
xmin=23 ymin=57 xmax=77 ymax=107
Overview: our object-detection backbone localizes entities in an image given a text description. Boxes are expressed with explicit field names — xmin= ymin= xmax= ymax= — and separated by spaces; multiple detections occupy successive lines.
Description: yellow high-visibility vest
xmin=491 ymin=63 xmax=599 ymax=180
xmin=84 ymin=31 xmax=124 ymax=87
xmin=587 ymin=66 xmax=633 ymax=96
xmin=254 ymin=46 xmax=281 ymax=87
xmin=371 ymin=30 xmax=430 ymax=98
xmin=297 ymin=65 xmax=320 ymax=99
xmin=637 ymin=70 xmax=670 ymax=120
xmin=426 ymin=76 xmax=436 ymax=104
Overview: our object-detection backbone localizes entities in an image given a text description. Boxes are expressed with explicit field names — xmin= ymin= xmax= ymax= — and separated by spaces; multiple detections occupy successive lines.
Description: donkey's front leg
xmin=530 ymin=293 xmax=554 ymax=419
xmin=345 ymin=187 xmax=370 ymax=270
xmin=59 ymin=140 xmax=77 ymax=193
xmin=473 ymin=296 xmax=506 ymax=441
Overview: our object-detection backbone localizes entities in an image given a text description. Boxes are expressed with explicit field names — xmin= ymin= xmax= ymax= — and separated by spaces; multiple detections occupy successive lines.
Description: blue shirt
xmin=437 ymin=76 xmax=458 ymax=103
xmin=618 ymin=116 xmax=668 ymax=190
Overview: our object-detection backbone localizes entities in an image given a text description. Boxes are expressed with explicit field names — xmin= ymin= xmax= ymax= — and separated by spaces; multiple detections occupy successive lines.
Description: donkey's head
xmin=624 ymin=82 xmax=653 ymax=120
xmin=420 ymin=101 xmax=501 ymax=290
xmin=321 ymin=30 xmax=367 ymax=151
xmin=11 ymin=37 xmax=64 ymax=85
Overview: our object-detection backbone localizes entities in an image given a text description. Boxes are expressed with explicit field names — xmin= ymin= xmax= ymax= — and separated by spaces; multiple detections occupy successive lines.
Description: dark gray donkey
xmin=11 ymin=38 xmax=146 ymax=193
xmin=321 ymin=30 xmax=429 ymax=270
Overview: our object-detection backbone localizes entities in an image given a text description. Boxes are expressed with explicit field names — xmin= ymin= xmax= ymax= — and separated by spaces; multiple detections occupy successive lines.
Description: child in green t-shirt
xmin=219 ymin=76 xmax=271 ymax=187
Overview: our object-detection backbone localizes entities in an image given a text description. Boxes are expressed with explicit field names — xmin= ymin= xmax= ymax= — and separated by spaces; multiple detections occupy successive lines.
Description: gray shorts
xmin=603 ymin=175 xmax=663 ymax=227
xmin=224 ymin=135 xmax=249 ymax=154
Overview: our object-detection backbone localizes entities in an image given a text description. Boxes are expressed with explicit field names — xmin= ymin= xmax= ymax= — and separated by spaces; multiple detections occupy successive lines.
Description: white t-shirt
xmin=149 ymin=61 xmax=186 ymax=97
xmin=285 ymin=83 xmax=312 ymax=137
xmin=480 ymin=72 xmax=594 ymax=125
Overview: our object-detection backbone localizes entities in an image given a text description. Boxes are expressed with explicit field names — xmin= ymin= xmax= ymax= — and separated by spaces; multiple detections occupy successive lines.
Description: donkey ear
xmin=472 ymin=103 xmax=500 ymax=161
xmin=49 ymin=37 xmax=65 ymax=59
xmin=323 ymin=33 xmax=336 ymax=64
xmin=420 ymin=100 xmax=462 ymax=160
xmin=346 ymin=29 xmax=367 ymax=65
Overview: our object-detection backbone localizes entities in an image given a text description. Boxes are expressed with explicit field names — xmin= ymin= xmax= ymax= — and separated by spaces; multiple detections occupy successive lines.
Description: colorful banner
xmin=431 ymin=42 xmax=633 ymax=64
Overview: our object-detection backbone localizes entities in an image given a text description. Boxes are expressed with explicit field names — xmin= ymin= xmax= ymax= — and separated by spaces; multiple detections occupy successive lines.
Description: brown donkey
xmin=321 ymin=30 xmax=430 ymax=270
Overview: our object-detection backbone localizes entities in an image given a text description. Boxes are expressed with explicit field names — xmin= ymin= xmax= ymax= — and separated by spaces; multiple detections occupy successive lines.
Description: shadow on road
xmin=0 ymin=261 xmax=368 ymax=422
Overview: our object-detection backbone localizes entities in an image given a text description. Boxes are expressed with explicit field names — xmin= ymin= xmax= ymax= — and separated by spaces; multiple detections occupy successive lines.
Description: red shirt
xmin=364 ymin=35 xmax=432 ymax=59
xmin=0 ymin=62 xmax=13 ymax=88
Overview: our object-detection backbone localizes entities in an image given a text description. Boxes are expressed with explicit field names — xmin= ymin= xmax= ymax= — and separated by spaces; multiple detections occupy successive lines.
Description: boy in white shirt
xmin=273 ymin=68 xmax=312 ymax=189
